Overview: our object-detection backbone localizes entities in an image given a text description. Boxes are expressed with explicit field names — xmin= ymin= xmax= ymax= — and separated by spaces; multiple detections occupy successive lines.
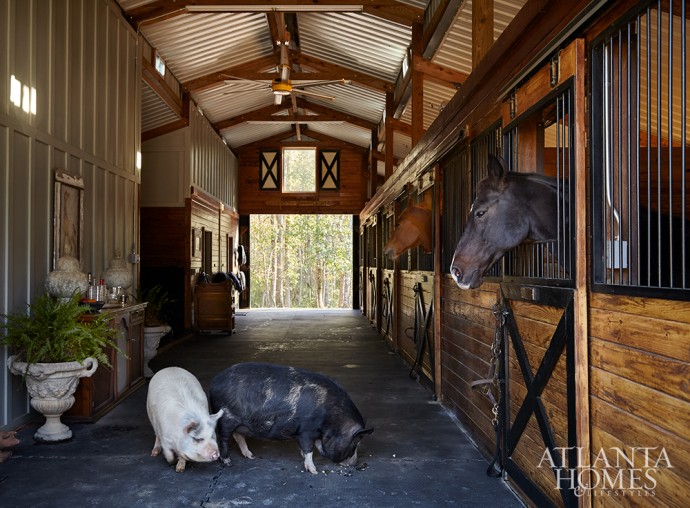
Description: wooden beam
xmin=413 ymin=58 xmax=468 ymax=87
xmin=214 ymin=102 xmax=377 ymax=132
xmin=295 ymin=54 xmax=394 ymax=92
xmin=214 ymin=104 xmax=287 ymax=131
xmin=233 ymin=125 xmax=367 ymax=154
xmin=360 ymin=0 xmax=598 ymax=220
xmin=296 ymin=99 xmax=378 ymax=131
xmin=125 ymin=1 xmax=423 ymax=27
xmin=142 ymin=57 xmax=183 ymax=115
xmin=301 ymin=127 xmax=367 ymax=151
xmin=142 ymin=117 xmax=189 ymax=142
xmin=234 ymin=129 xmax=297 ymax=153
xmin=362 ymin=3 xmax=424 ymax=26
xmin=390 ymin=118 xmax=412 ymax=137
xmin=372 ymin=150 xmax=400 ymax=166
xmin=422 ymin=0 xmax=461 ymax=57
xmin=183 ymin=56 xmax=278 ymax=94
xmin=472 ymin=0 xmax=494 ymax=68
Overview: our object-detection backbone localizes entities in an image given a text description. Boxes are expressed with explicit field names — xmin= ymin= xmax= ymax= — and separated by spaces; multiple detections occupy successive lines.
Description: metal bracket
xmin=509 ymin=91 xmax=517 ymax=119
xmin=549 ymin=52 xmax=560 ymax=87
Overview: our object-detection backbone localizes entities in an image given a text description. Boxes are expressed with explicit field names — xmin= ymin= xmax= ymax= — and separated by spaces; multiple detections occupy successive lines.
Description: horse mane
xmin=510 ymin=171 xmax=567 ymax=194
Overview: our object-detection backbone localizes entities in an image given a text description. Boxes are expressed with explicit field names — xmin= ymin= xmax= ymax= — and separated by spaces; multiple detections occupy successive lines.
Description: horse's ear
xmin=487 ymin=154 xmax=506 ymax=181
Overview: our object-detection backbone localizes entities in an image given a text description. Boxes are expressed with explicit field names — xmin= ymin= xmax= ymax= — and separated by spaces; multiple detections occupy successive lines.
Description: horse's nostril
xmin=451 ymin=265 xmax=462 ymax=280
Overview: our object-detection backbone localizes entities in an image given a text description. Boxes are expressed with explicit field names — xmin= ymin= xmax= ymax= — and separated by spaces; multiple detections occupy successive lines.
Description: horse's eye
xmin=475 ymin=210 xmax=486 ymax=218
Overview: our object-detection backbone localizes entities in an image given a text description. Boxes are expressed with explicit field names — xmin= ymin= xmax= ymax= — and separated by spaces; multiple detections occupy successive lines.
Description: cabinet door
xmin=91 ymin=345 xmax=116 ymax=414
xmin=128 ymin=308 xmax=145 ymax=386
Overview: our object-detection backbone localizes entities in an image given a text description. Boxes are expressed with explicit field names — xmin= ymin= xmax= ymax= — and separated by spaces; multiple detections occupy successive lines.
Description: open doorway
xmin=249 ymin=215 xmax=353 ymax=308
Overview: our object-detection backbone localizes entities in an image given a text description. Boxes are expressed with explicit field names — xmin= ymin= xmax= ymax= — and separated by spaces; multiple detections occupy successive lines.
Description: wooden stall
xmin=360 ymin=1 xmax=689 ymax=506
xmin=141 ymin=187 xmax=239 ymax=333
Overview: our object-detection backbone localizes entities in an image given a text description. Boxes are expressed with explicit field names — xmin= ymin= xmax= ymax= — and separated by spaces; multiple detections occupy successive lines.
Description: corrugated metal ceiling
xmin=118 ymin=0 xmax=528 ymax=168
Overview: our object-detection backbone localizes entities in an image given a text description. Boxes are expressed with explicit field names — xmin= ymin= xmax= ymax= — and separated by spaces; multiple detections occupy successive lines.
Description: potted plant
xmin=138 ymin=284 xmax=173 ymax=377
xmin=1 ymin=293 xmax=119 ymax=442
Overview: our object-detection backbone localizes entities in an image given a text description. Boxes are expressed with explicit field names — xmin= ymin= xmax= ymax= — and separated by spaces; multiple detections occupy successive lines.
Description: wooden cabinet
xmin=194 ymin=281 xmax=235 ymax=333
xmin=66 ymin=303 xmax=147 ymax=422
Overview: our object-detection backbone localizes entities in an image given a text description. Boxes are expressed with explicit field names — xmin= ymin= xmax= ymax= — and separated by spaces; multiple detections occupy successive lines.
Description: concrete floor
xmin=0 ymin=309 xmax=524 ymax=507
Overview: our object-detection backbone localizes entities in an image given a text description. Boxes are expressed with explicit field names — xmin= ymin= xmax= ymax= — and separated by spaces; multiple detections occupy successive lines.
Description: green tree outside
xmin=249 ymin=215 xmax=353 ymax=308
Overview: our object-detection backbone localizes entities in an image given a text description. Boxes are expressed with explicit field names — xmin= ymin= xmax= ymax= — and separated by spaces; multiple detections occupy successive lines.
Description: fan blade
xmin=292 ymin=89 xmax=336 ymax=100
xmin=221 ymin=75 xmax=272 ymax=94
xmin=222 ymin=75 xmax=268 ymax=86
xmin=295 ymin=79 xmax=351 ymax=89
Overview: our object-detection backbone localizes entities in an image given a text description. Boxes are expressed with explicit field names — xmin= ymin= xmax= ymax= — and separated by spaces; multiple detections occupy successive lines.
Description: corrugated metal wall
xmin=189 ymin=104 xmax=239 ymax=211
xmin=0 ymin=0 xmax=140 ymax=429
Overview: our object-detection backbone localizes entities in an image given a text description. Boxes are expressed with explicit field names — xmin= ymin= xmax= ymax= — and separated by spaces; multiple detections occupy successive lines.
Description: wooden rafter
xmin=294 ymin=54 xmax=394 ymax=93
xmin=183 ymin=56 xmax=278 ymax=94
xmin=184 ymin=57 xmax=393 ymax=95
xmin=413 ymin=58 xmax=467 ymax=88
xmin=213 ymin=100 xmax=378 ymax=132
xmin=234 ymin=126 xmax=366 ymax=153
xmin=124 ymin=1 xmax=423 ymax=28
xmin=300 ymin=127 xmax=368 ymax=152
xmin=142 ymin=57 xmax=183 ymax=115
xmin=215 ymin=104 xmax=287 ymax=131
xmin=296 ymin=99 xmax=377 ymax=131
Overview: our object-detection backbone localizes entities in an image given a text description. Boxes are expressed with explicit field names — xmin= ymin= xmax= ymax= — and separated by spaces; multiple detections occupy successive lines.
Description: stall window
xmin=591 ymin=1 xmax=689 ymax=297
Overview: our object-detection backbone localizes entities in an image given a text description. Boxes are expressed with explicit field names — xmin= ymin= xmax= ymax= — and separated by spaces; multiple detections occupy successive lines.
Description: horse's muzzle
xmin=450 ymin=264 xmax=479 ymax=290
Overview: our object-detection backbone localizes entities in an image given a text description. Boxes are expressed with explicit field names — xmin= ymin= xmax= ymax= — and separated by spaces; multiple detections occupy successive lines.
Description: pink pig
xmin=146 ymin=367 xmax=223 ymax=472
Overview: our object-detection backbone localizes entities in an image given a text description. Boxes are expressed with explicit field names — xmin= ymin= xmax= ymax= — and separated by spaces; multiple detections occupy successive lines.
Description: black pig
xmin=209 ymin=362 xmax=373 ymax=474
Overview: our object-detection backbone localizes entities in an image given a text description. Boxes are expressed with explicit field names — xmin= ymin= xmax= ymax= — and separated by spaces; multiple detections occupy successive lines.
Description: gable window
xmin=282 ymin=148 xmax=316 ymax=193
xmin=154 ymin=51 xmax=166 ymax=77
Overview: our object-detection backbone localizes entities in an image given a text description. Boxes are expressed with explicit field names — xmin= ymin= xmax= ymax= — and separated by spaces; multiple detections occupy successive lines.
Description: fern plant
xmin=138 ymin=284 xmax=174 ymax=327
xmin=0 ymin=293 xmax=121 ymax=368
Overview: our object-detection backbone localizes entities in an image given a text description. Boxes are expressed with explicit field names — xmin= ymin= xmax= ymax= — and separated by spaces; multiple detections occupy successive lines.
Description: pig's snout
xmin=209 ymin=448 xmax=220 ymax=461
xmin=339 ymin=449 xmax=358 ymax=467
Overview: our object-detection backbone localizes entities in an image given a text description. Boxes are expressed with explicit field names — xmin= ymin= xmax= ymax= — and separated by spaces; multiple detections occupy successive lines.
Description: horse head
xmin=450 ymin=155 xmax=561 ymax=289
xmin=384 ymin=192 xmax=433 ymax=259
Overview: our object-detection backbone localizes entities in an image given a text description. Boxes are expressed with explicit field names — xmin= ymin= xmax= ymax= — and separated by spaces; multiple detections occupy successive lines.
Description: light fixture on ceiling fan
xmin=223 ymin=76 xmax=351 ymax=105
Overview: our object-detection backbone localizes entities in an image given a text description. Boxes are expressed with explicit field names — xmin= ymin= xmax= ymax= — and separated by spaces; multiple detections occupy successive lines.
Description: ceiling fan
xmin=222 ymin=32 xmax=350 ymax=105
xmin=223 ymin=76 xmax=351 ymax=105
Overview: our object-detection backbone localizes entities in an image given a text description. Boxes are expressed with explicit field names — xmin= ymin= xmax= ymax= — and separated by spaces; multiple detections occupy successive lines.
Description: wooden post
xmin=472 ymin=0 xmax=493 ymax=68
xmin=572 ymin=38 xmax=591 ymax=508
xmin=385 ymin=92 xmax=394 ymax=180
xmin=433 ymin=165 xmax=443 ymax=400
xmin=411 ymin=22 xmax=424 ymax=146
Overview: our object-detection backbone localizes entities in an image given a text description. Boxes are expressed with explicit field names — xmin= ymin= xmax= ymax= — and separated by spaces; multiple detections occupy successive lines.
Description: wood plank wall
xmin=190 ymin=190 xmax=239 ymax=328
xmin=441 ymin=278 xmax=500 ymax=457
xmin=589 ymin=293 xmax=690 ymax=508
xmin=140 ymin=206 xmax=190 ymax=329
xmin=237 ymin=146 xmax=368 ymax=215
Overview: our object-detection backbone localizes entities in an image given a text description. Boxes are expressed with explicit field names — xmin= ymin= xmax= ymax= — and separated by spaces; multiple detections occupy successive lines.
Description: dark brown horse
xmin=450 ymin=155 xmax=566 ymax=289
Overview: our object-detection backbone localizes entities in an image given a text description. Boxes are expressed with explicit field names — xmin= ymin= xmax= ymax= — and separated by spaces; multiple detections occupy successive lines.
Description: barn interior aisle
xmin=1 ymin=309 xmax=523 ymax=507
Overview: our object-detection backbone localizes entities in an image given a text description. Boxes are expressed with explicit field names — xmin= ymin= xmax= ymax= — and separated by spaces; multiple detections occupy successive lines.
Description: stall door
xmin=497 ymin=39 xmax=588 ymax=508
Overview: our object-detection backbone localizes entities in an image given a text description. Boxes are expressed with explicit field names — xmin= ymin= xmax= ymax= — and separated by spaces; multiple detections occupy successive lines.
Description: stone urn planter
xmin=7 ymin=355 xmax=98 ymax=442
xmin=143 ymin=324 xmax=171 ymax=377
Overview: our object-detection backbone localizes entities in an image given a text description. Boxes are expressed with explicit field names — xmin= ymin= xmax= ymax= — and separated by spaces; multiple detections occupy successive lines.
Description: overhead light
xmin=186 ymin=5 xmax=363 ymax=13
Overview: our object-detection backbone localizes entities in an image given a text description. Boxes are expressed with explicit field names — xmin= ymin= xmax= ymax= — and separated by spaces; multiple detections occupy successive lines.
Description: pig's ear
xmin=183 ymin=420 xmax=200 ymax=435
xmin=210 ymin=409 xmax=224 ymax=423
